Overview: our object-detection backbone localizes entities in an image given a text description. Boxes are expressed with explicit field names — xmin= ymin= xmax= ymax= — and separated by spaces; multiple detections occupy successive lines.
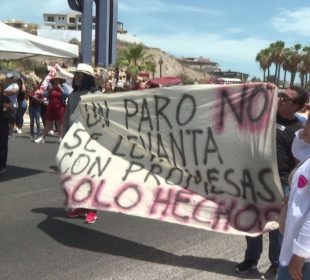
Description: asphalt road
xmin=0 ymin=129 xmax=274 ymax=280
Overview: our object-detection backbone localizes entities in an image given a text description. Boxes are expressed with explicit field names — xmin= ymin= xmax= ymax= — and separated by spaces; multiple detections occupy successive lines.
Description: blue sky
xmin=1 ymin=0 xmax=310 ymax=80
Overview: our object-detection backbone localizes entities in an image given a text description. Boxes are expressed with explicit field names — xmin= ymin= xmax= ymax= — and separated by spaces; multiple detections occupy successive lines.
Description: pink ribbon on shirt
xmin=297 ymin=175 xmax=308 ymax=188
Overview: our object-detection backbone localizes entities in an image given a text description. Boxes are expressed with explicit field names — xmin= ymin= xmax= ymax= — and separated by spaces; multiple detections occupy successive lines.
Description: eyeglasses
xmin=278 ymin=92 xmax=298 ymax=104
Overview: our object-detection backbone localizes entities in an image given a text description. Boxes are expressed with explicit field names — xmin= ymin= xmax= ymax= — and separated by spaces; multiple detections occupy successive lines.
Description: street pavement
xmin=0 ymin=126 xmax=274 ymax=280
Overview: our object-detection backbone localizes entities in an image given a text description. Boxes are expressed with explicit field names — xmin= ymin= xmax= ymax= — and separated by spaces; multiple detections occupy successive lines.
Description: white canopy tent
xmin=0 ymin=22 xmax=78 ymax=60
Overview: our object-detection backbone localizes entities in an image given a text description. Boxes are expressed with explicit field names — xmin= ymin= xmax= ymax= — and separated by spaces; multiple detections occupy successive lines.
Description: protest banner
xmin=40 ymin=64 xmax=74 ymax=93
xmin=56 ymin=83 xmax=282 ymax=236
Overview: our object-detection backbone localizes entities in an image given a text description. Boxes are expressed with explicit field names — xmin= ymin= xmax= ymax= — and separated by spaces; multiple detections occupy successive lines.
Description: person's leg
xmin=245 ymin=235 xmax=263 ymax=261
xmin=34 ymin=107 xmax=41 ymax=138
xmin=40 ymin=104 xmax=46 ymax=128
xmin=16 ymin=102 xmax=22 ymax=129
xmin=35 ymin=120 xmax=52 ymax=143
xmin=9 ymin=112 xmax=15 ymax=136
xmin=17 ymin=100 xmax=27 ymax=130
xmin=42 ymin=121 xmax=52 ymax=138
xmin=235 ymin=235 xmax=262 ymax=273
xmin=303 ymin=262 xmax=310 ymax=279
xmin=0 ymin=123 xmax=9 ymax=170
xmin=269 ymin=229 xmax=280 ymax=266
xmin=85 ymin=210 xmax=98 ymax=224
xmin=29 ymin=107 xmax=35 ymax=138
xmin=56 ymin=121 xmax=64 ymax=141
xmin=276 ymin=265 xmax=293 ymax=280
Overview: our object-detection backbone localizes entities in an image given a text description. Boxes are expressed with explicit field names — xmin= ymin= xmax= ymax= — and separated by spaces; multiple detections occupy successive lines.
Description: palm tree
xmin=302 ymin=46 xmax=310 ymax=88
xmin=116 ymin=43 xmax=154 ymax=81
xmin=286 ymin=44 xmax=302 ymax=86
xmin=255 ymin=48 xmax=271 ymax=81
xmin=298 ymin=61 xmax=307 ymax=88
xmin=145 ymin=61 xmax=156 ymax=79
xmin=282 ymin=48 xmax=291 ymax=87
xmin=268 ymin=41 xmax=285 ymax=86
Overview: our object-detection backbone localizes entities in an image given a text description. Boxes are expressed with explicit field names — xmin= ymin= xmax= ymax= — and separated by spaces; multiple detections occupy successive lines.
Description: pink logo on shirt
xmin=297 ymin=175 xmax=308 ymax=188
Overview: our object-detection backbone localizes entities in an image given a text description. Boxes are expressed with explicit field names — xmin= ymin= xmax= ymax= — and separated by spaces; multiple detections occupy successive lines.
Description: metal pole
xmin=81 ymin=0 xmax=93 ymax=64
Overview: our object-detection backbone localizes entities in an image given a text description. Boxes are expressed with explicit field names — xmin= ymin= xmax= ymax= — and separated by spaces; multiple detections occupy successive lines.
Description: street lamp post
xmin=158 ymin=57 xmax=163 ymax=78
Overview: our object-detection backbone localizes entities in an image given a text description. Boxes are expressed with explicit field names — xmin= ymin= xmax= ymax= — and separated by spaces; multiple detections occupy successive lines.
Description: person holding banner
xmin=276 ymin=116 xmax=310 ymax=280
xmin=63 ymin=63 xmax=99 ymax=224
xmin=235 ymin=85 xmax=308 ymax=276
xmin=35 ymin=74 xmax=69 ymax=144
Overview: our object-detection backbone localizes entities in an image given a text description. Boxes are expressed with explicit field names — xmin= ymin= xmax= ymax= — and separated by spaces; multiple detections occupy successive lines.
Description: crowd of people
xmin=0 ymin=65 xmax=147 ymax=144
xmin=1 ymin=64 xmax=310 ymax=279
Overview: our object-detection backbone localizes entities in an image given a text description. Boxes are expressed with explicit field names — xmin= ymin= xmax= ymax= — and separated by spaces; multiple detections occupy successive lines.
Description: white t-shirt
xmin=279 ymin=132 xmax=310 ymax=266
xmin=4 ymin=83 xmax=19 ymax=108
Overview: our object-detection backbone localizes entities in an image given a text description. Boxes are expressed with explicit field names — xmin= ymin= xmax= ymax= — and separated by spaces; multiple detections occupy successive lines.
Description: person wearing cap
xmin=3 ymin=73 xmax=19 ymax=136
xmin=63 ymin=63 xmax=99 ymax=224
xmin=35 ymin=74 xmax=69 ymax=144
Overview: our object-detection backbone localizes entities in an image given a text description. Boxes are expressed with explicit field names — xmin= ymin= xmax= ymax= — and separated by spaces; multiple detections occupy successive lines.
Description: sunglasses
xmin=278 ymin=92 xmax=298 ymax=104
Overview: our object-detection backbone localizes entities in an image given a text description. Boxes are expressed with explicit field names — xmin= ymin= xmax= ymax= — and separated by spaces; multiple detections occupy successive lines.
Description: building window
xmin=69 ymin=17 xmax=75 ymax=23
xmin=47 ymin=16 xmax=54 ymax=22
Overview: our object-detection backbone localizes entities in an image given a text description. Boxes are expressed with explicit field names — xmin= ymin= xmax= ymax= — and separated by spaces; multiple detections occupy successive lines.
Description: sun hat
xmin=75 ymin=63 xmax=94 ymax=77
xmin=50 ymin=73 xmax=66 ymax=84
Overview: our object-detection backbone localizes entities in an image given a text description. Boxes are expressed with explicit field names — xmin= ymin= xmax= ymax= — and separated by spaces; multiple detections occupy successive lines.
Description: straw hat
xmin=50 ymin=74 xmax=66 ymax=84
xmin=76 ymin=63 xmax=94 ymax=77
xmin=0 ymin=73 xmax=6 ymax=82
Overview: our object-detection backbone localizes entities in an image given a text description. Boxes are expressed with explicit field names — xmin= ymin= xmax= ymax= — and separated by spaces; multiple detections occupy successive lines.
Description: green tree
xmin=269 ymin=41 xmax=285 ymax=86
xmin=255 ymin=48 xmax=271 ymax=81
xmin=145 ymin=61 xmax=156 ymax=79
xmin=286 ymin=44 xmax=302 ymax=86
xmin=282 ymin=47 xmax=291 ymax=87
xmin=116 ymin=43 xmax=154 ymax=80
xmin=301 ymin=46 xmax=310 ymax=88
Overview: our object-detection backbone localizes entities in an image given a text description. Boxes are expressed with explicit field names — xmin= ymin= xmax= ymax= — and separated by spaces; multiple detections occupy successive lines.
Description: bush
xmin=34 ymin=65 xmax=48 ymax=80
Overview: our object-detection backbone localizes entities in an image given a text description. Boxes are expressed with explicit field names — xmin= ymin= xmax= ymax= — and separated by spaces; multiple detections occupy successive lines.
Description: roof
xmin=146 ymin=77 xmax=182 ymax=87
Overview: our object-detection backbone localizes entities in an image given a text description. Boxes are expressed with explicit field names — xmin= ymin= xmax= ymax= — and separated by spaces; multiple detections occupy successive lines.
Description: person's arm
xmin=292 ymin=114 xmax=310 ymax=162
xmin=31 ymin=91 xmax=44 ymax=103
xmin=288 ymin=255 xmax=305 ymax=280
xmin=292 ymin=130 xmax=310 ymax=162
xmin=61 ymin=84 xmax=69 ymax=100
xmin=3 ymin=97 xmax=15 ymax=112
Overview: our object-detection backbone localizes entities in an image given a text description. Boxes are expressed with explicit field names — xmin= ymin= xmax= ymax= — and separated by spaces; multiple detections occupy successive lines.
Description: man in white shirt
xmin=3 ymin=73 xmax=19 ymax=135
xmin=276 ymin=119 xmax=310 ymax=280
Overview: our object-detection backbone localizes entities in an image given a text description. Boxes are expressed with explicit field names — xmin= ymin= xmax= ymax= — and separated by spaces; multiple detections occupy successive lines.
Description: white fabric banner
xmin=40 ymin=64 xmax=74 ymax=93
xmin=56 ymin=83 xmax=282 ymax=236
